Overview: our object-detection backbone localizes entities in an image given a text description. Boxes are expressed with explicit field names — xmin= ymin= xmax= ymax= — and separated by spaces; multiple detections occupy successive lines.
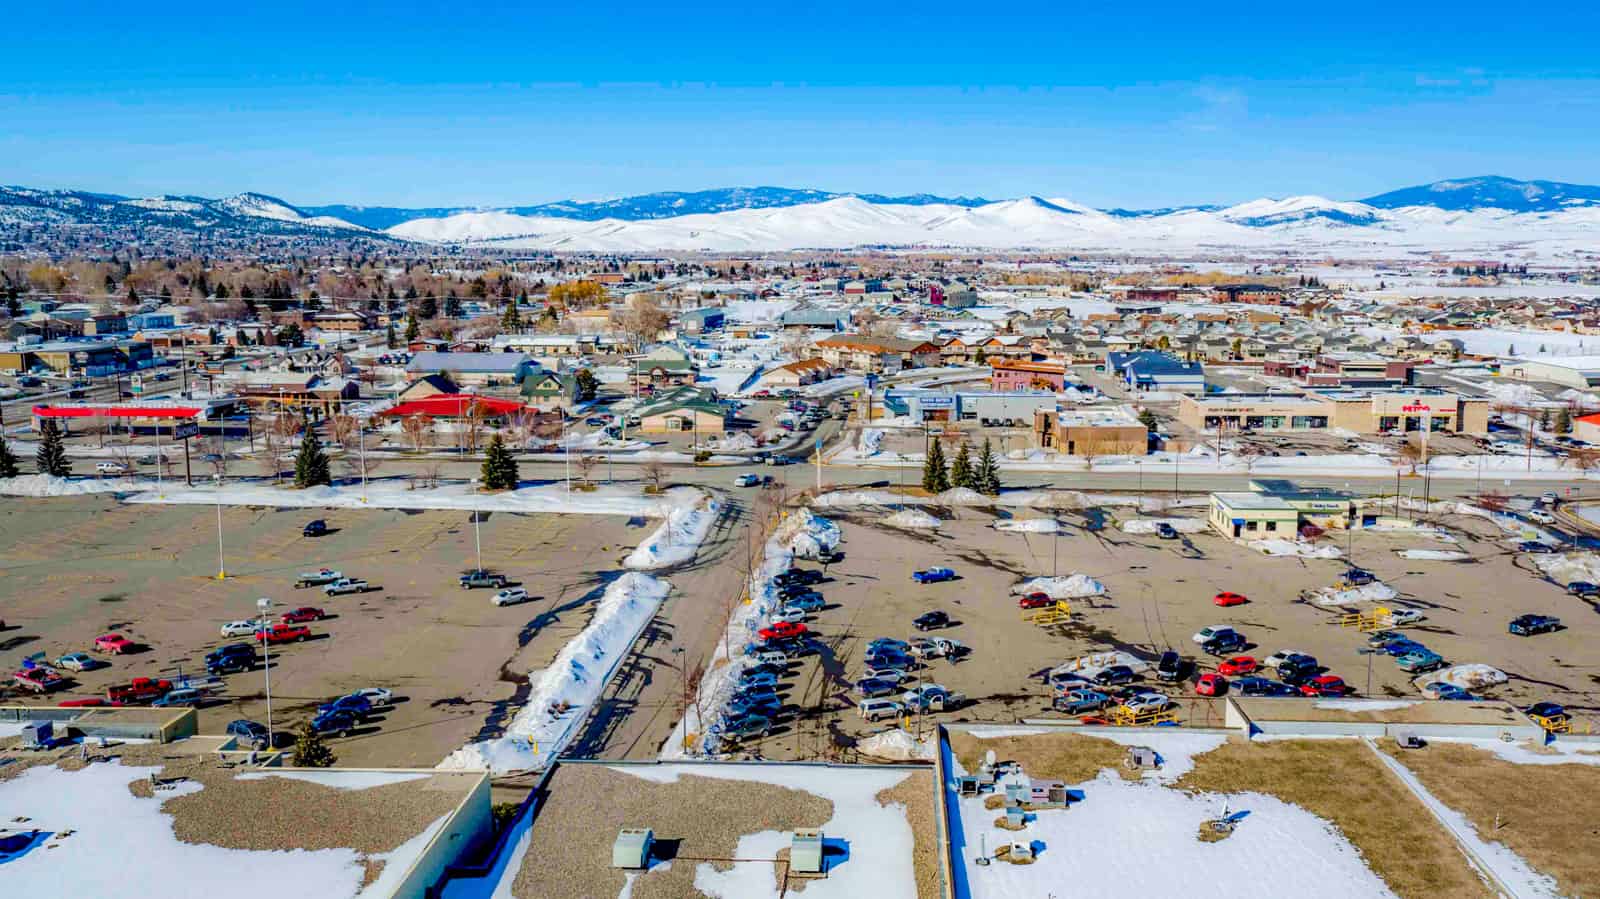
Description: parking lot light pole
xmin=213 ymin=473 xmax=226 ymax=580
xmin=257 ymin=597 xmax=274 ymax=745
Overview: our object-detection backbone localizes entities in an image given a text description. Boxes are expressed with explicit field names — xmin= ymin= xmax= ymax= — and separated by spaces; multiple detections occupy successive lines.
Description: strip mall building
xmin=1177 ymin=389 xmax=1489 ymax=435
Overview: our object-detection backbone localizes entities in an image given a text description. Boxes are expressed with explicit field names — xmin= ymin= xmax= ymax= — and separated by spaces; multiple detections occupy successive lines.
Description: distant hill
xmin=1362 ymin=175 xmax=1600 ymax=212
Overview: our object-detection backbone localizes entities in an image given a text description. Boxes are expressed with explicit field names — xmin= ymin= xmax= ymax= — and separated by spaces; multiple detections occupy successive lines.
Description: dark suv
xmin=303 ymin=519 xmax=329 ymax=537
xmin=206 ymin=643 xmax=259 ymax=675
xmin=459 ymin=570 xmax=508 ymax=589
xmin=1277 ymin=654 xmax=1320 ymax=685
xmin=1155 ymin=651 xmax=1188 ymax=683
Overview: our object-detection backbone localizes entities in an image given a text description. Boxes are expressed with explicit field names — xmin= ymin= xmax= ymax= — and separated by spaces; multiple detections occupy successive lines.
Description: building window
xmin=1265 ymin=521 xmax=1278 ymax=532
xmin=1245 ymin=521 xmax=1258 ymax=531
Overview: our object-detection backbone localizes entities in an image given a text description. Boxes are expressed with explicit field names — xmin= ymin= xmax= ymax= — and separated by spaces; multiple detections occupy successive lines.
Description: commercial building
xmin=405 ymin=351 xmax=535 ymax=388
xmin=1032 ymin=405 xmax=1149 ymax=456
xmin=0 ymin=339 xmax=155 ymax=376
xmin=758 ymin=357 xmax=833 ymax=390
xmin=632 ymin=386 xmax=727 ymax=436
xmin=1501 ymin=356 xmax=1600 ymax=390
xmin=676 ymin=307 xmax=725 ymax=334
xmin=878 ymin=388 xmax=1058 ymax=425
xmin=1106 ymin=351 xmax=1205 ymax=395
xmin=1176 ymin=389 xmax=1488 ymax=435
xmin=1208 ymin=492 xmax=1301 ymax=540
xmin=813 ymin=334 xmax=940 ymax=373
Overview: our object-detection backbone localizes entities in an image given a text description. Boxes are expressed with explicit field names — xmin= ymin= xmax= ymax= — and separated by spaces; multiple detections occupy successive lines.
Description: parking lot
xmin=0 ymin=496 xmax=656 ymax=766
xmin=726 ymin=497 xmax=1600 ymax=760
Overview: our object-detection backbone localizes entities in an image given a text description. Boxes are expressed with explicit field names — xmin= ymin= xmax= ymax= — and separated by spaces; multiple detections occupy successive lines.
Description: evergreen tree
xmin=975 ymin=438 xmax=1002 ymax=496
xmin=1556 ymin=407 xmax=1573 ymax=435
xmin=36 ymin=419 xmax=69 ymax=477
xmin=404 ymin=314 xmax=420 ymax=342
xmin=949 ymin=442 xmax=974 ymax=490
xmin=292 ymin=723 xmax=337 ymax=767
xmin=418 ymin=296 xmax=439 ymax=319
xmin=501 ymin=300 xmax=522 ymax=332
xmin=921 ymin=437 xmax=950 ymax=493
xmin=293 ymin=428 xmax=331 ymax=488
xmin=385 ymin=322 xmax=397 ymax=349
xmin=1138 ymin=408 xmax=1159 ymax=431
xmin=0 ymin=434 xmax=19 ymax=478
xmin=1539 ymin=409 xmax=1552 ymax=432
xmin=574 ymin=368 xmax=598 ymax=401
xmin=480 ymin=433 xmax=520 ymax=490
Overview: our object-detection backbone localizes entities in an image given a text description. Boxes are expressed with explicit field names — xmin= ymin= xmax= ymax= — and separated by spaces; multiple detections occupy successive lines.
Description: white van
xmin=751 ymin=649 xmax=788 ymax=667
xmin=858 ymin=698 xmax=905 ymax=722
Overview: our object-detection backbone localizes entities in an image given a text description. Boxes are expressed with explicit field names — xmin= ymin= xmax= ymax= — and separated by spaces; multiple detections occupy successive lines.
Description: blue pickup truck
xmin=912 ymin=567 xmax=957 ymax=584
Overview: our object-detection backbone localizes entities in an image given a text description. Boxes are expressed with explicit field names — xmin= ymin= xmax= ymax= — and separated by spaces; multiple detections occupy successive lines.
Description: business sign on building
xmin=174 ymin=421 xmax=200 ymax=440
xmin=919 ymin=395 xmax=955 ymax=409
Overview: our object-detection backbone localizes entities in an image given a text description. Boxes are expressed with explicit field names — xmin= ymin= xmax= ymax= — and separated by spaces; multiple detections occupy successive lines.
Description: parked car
xmin=1518 ymin=540 xmax=1556 ymax=554
xmin=1263 ymin=649 xmax=1312 ymax=669
xmin=772 ymin=607 xmax=808 ymax=625
xmin=13 ymin=667 xmax=67 ymax=693
xmin=1396 ymin=649 xmax=1447 ymax=673
xmin=318 ymin=693 xmax=375 ymax=720
xmin=902 ymin=684 xmax=964 ymax=713
xmin=153 ymin=687 xmax=207 ymax=708
xmin=734 ymin=474 xmax=760 ymax=487
xmin=354 ymin=687 xmax=394 ymax=708
xmin=1091 ymin=664 xmax=1137 ymax=686
xmin=912 ymin=567 xmax=957 ymax=584
xmin=295 ymin=568 xmax=344 ymax=588
xmin=1121 ymin=692 xmax=1171 ymax=714
xmin=782 ymin=594 xmax=825 ymax=614
xmin=1054 ymin=688 xmax=1110 ymax=714
xmin=866 ymin=638 xmax=911 ymax=655
xmin=95 ymin=461 xmax=129 ymax=475
xmin=1018 ymin=592 xmax=1053 ymax=610
xmin=1566 ymin=581 xmax=1600 ymax=597
xmin=459 ymin=570 xmax=508 ymax=590
xmin=865 ymin=666 xmax=912 ymax=684
xmin=54 ymin=652 xmax=102 ymax=672
xmin=1156 ymin=523 xmax=1180 ymax=540
xmin=322 ymin=578 xmax=372 ymax=596
xmin=93 ymin=633 xmax=136 ymax=654
xmin=733 ymin=682 xmax=780 ymax=703
xmin=492 ymin=587 xmax=533 ymax=607
xmin=310 ymin=709 xmax=359 ymax=737
xmin=758 ymin=621 xmax=807 ymax=641
xmin=864 ymin=651 xmax=914 ymax=671
xmin=302 ymin=519 xmax=329 ymax=537
xmin=205 ymin=643 xmax=259 ymax=674
xmin=1195 ymin=673 xmax=1228 ymax=696
xmin=1276 ymin=654 xmax=1320 ymax=685
xmin=858 ymin=698 xmax=905 ymax=722
xmin=1212 ymin=591 xmax=1248 ymax=608
xmin=1299 ymin=675 xmax=1348 ymax=697
xmin=226 ymin=719 xmax=271 ymax=749
xmin=1365 ymin=631 xmax=1407 ymax=650
xmin=1388 ymin=609 xmax=1426 ymax=626
xmin=738 ymin=670 xmax=780 ymax=690
xmin=1155 ymin=651 xmax=1189 ymax=683
xmin=726 ymin=693 xmax=782 ymax=718
xmin=1419 ymin=682 xmax=1475 ymax=701
xmin=774 ymin=568 xmax=825 ymax=587
xmin=854 ymin=677 xmax=900 ymax=698
xmin=913 ymin=610 xmax=950 ymax=631
xmin=1217 ymin=656 xmax=1258 ymax=677
xmin=1231 ymin=676 xmax=1278 ymax=697
xmin=256 ymin=623 xmax=312 ymax=644
xmin=1192 ymin=625 xmax=1238 ymax=645
xmin=1527 ymin=510 xmax=1556 ymax=525
xmin=280 ymin=607 xmax=327 ymax=624
xmin=106 ymin=677 xmax=173 ymax=703
xmin=1343 ymin=567 xmax=1377 ymax=585
xmin=1509 ymin=614 xmax=1561 ymax=636
xmin=780 ymin=589 xmax=824 ymax=607
xmin=710 ymin=713 xmax=771 ymax=742
xmin=1382 ymin=639 xmax=1429 ymax=657
xmin=1202 ymin=632 xmax=1248 ymax=656
xmin=219 ymin=620 xmax=259 ymax=638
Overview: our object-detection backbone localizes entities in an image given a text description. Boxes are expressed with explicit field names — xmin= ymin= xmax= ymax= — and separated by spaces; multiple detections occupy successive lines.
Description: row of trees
xmin=922 ymin=437 xmax=1002 ymax=495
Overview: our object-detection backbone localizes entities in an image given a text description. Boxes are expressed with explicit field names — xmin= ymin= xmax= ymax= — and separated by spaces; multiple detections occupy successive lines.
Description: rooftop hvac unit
xmin=790 ymin=828 xmax=824 ymax=875
xmin=611 ymin=828 xmax=653 ymax=870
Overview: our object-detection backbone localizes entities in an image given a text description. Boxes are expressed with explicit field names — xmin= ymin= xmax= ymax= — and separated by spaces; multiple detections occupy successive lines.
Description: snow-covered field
xmin=949 ymin=732 xmax=1401 ymax=899
xmin=0 ymin=761 xmax=440 ymax=898
xmin=439 ymin=572 xmax=671 ymax=773
xmin=1249 ymin=538 xmax=1344 ymax=559
xmin=624 ymin=498 xmax=721 ymax=569
xmin=610 ymin=763 xmax=920 ymax=899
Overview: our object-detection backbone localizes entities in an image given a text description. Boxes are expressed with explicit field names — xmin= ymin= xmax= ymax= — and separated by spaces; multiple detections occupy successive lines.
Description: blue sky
xmin=3 ymin=1 xmax=1598 ymax=208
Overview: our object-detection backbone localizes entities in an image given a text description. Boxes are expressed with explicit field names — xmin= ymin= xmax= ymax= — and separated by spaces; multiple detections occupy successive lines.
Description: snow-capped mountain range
xmin=3 ymin=176 xmax=1598 ymax=256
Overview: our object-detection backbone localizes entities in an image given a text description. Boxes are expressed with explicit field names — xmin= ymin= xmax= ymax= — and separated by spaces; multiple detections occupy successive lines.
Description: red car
xmin=1217 ymin=656 xmax=1258 ymax=677
xmin=1212 ymin=591 xmax=1248 ymax=607
xmin=1195 ymin=673 xmax=1228 ymax=696
xmin=280 ymin=607 xmax=327 ymax=624
xmin=93 ymin=633 xmax=136 ymax=654
xmin=256 ymin=623 xmax=312 ymax=644
xmin=758 ymin=621 xmax=807 ymax=641
xmin=13 ymin=668 xmax=67 ymax=693
xmin=1299 ymin=675 xmax=1348 ymax=697
xmin=1018 ymin=592 xmax=1053 ymax=610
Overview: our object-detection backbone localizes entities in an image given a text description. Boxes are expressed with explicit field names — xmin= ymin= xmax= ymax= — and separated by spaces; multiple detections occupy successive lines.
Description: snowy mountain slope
xmin=1363 ymin=175 xmax=1600 ymax=213
xmin=0 ymin=186 xmax=367 ymax=234
xmin=1217 ymin=195 xmax=1385 ymax=227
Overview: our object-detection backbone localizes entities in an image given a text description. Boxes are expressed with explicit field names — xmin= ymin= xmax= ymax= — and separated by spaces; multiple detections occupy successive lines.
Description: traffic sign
xmin=174 ymin=421 xmax=200 ymax=440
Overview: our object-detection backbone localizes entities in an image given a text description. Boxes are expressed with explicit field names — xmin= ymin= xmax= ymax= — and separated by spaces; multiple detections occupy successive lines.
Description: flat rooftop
xmin=1212 ymin=492 xmax=1297 ymax=511
xmin=516 ymin=760 xmax=940 ymax=899
xmin=1230 ymin=697 xmax=1529 ymax=727
xmin=0 ymin=739 xmax=487 ymax=899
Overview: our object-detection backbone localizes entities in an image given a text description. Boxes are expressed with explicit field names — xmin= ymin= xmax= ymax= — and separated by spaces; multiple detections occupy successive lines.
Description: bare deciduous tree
xmin=641 ymin=460 xmax=669 ymax=494
xmin=401 ymin=414 xmax=435 ymax=454
xmin=575 ymin=453 xmax=599 ymax=485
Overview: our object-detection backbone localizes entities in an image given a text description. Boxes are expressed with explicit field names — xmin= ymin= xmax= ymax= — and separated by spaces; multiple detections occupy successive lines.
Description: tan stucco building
xmin=1178 ymin=390 xmax=1488 ymax=435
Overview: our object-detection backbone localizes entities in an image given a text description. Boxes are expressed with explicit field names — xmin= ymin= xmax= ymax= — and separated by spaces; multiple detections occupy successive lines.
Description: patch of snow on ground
xmin=123 ymin=478 xmax=700 ymax=517
xmin=884 ymin=508 xmax=941 ymax=529
xmin=1309 ymin=582 xmax=1399 ymax=606
xmin=439 ymin=572 xmax=671 ymax=773
xmin=612 ymin=764 xmax=918 ymax=899
xmin=1416 ymin=664 xmax=1508 ymax=693
xmin=1079 ymin=730 xmax=1228 ymax=781
xmin=1429 ymin=737 xmax=1600 ymax=767
xmin=0 ymin=762 xmax=369 ymax=897
xmin=858 ymin=427 xmax=884 ymax=456
xmin=857 ymin=728 xmax=936 ymax=761
xmin=1397 ymin=549 xmax=1472 ymax=561
xmin=1249 ymin=538 xmax=1344 ymax=559
xmin=1120 ymin=517 xmax=1205 ymax=534
xmin=0 ymin=474 xmax=146 ymax=496
xmin=1010 ymin=574 xmax=1106 ymax=598
xmin=993 ymin=518 xmax=1061 ymax=533
xmin=624 ymin=498 xmax=720 ymax=569
xmin=954 ymin=766 xmax=1399 ymax=899
xmin=1532 ymin=551 xmax=1600 ymax=585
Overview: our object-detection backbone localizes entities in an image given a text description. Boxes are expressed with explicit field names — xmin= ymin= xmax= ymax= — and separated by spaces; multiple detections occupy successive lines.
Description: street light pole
xmin=257 ymin=597 xmax=274 ymax=745
xmin=213 ymin=473 xmax=226 ymax=580
xmin=473 ymin=511 xmax=483 ymax=574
